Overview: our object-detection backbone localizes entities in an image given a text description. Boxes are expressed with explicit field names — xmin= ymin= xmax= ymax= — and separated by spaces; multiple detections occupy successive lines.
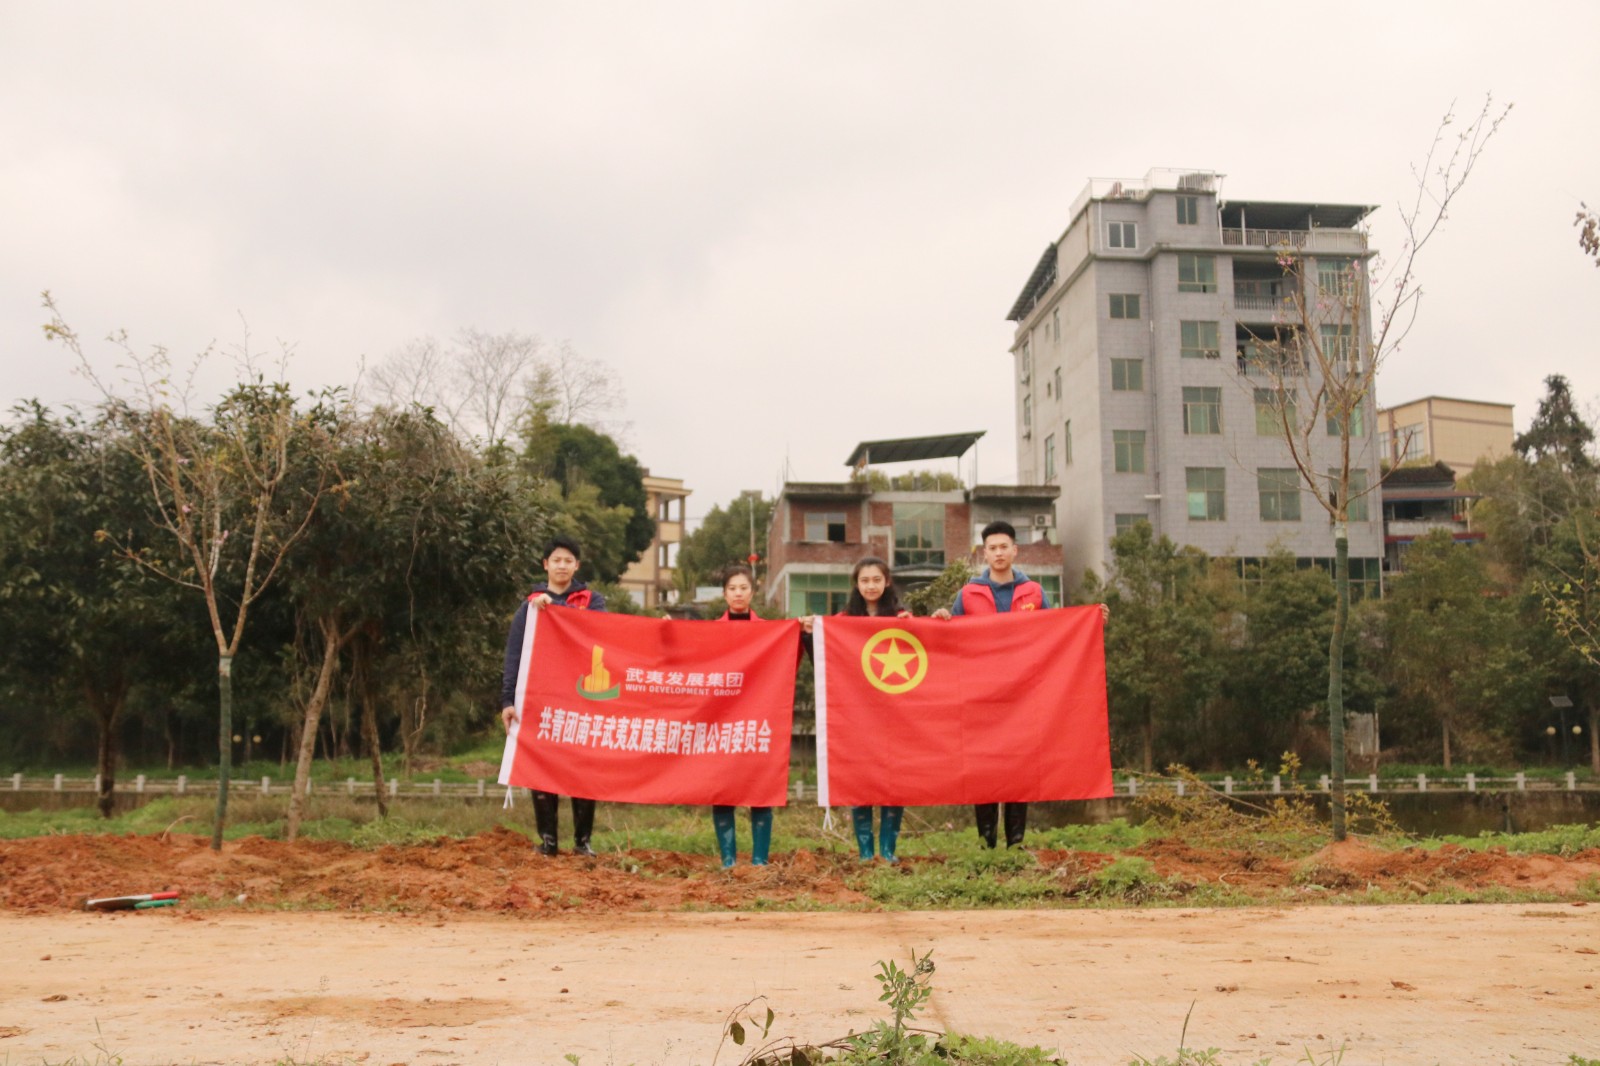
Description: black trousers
xmin=530 ymin=789 xmax=596 ymax=845
xmin=973 ymin=803 xmax=1028 ymax=848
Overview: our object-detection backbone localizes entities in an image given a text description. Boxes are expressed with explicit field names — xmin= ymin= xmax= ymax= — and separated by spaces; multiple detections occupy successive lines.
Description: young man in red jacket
xmin=934 ymin=520 xmax=1047 ymax=848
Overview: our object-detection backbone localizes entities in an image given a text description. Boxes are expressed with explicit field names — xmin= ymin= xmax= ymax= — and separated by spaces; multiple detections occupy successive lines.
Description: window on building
xmin=1182 ymin=387 xmax=1222 ymax=434
xmin=1111 ymin=358 xmax=1143 ymax=391
xmin=1329 ymin=467 xmax=1371 ymax=522
xmin=1020 ymin=340 xmax=1032 ymax=383
xmin=1176 ymin=195 xmax=1199 ymax=225
xmin=1053 ymin=366 xmax=1061 ymax=400
xmin=803 ymin=511 xmax=848 ymax=543
xmin=1114 ymin=513 xmax=1148 ymax=537
xmin=1043 ymin=434 xmax=1056 ymax=480
xmin=1022 ymin=394 xmax=1033 ymax=437
xmin=1110 ymin=293 xmax=1141 ymax=319
xmin=1113 ymin=429 xmax=1146 ymax=473
xmin=1178 ymin=254 xmax=1217 ymax=293
xmin=1180 ymin=320 xmax=1221 ymax=359
xmin=1258 ymin=468 xmax=1302 ymax=522
xmin=1051 ymin=308 xmax=1060 ymax=341
xmin=1326 ymin=403 xmax=1366 ymax=437
xmin=1320 ymin=324 xmax=1357 ymax=370
xmin=1108 ymin=221 xmax=1137 ymax=249
xmin=1063 ymin=420 xmax=1073 ymax=466
xmin=1317 ymin=258 xmax=1355 ymax=298
xmin=1299 ymin=556 xmax=1382 ymax=602
xmin=1037 ymin=574 xmax=1062 ymax=604
xmin=788 ymin=573 xmax=851 ymax=617
xmin=1398 ymin=422 xmax=1426 ymax=461
xmin=893 ymin=503 xmax=946 ymax=568
xmin=1254 ymin=388 xmax=1297 ymax=435
xmin=1186 ymin=467 xmax=1225 ymax=520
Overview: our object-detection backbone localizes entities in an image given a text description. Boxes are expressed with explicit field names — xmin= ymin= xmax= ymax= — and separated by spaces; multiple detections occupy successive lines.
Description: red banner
xmin=498 ymin=608 xmax=800 ymax=806
xmin=815 ymin=609 xmax=1111 ymax=806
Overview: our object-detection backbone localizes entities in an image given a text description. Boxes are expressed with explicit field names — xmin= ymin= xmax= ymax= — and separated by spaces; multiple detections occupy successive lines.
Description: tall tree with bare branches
xmin=1245 ymin=97 xmax=1510 ymax=838
xmin=43 ymin=294 xmax=343 ymax=849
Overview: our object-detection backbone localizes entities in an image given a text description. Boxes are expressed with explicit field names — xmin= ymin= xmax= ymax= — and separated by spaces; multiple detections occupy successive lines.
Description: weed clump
xmin=1132 ymin=756 xmax=1397 ymax=858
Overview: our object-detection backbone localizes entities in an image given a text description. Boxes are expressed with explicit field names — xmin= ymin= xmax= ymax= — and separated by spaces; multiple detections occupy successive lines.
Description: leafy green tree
xmin=0 ymin=404 xmax=196 ymax=812
xmin=1515 ymin=374 xmax=1594 ymax=472
xmin=1088 ymin=524 xmax=1228 ymax=772
xmin=279 ymin=406 xmax=554 ymax=833
xmin=521 ymin=420 xmax=651 ymax=583
xmin=1380 ymin=531 xmax=1535 ymax=767
xmin=677 ymin=492 xmax=775 ymax=594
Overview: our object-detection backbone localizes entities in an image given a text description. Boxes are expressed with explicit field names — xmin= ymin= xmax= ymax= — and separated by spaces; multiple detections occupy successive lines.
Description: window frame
xmin=1109 ymin=293 xmax=1142 ymax=319
xmin=1176 ymin=195 xmax=1199 ymax=225
xmin=803 ymin=511 xmax=848 ymax=543
xmin=1113 ymin=429 xmax=1146 ymax=474
xmin=1177 ymin=254 xmax=1217 ymax=293
xmin=1254 ymin=387 xmax=1298 ymax=435
xmin=893 ymin=502 xmax=947 ymax=568
xmin=1186 ymin=467 xmax=1226 ymax=521
xmin=1180 ymin=320 xmax=1221 ymax=359
xmin=1257 ymin=468 xmax=1303 ymax=522
xmin=1182 ymin=386 xmax=1223 ymax=435
xmin=1108 ymin=221 xmax=1137 ymax=249
xmin=1110 ymin=357 xmax=1144 ymax=392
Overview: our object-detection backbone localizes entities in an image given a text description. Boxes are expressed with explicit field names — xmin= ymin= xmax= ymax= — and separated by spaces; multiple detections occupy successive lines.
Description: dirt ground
xmin=4 ymin=828 xmax=1600 ymax=914
xmin=2 ymin=833 xmax=1600 ymax=1064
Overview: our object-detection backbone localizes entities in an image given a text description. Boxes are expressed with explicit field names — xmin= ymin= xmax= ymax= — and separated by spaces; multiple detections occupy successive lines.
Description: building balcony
xmin=1385 ymin=518 xmax=1468 ymax=538
xmin=1233 ymin=292 xmax=1289 ymax=318
xmin=1222 ymin=228 xmax=1368 ymax=254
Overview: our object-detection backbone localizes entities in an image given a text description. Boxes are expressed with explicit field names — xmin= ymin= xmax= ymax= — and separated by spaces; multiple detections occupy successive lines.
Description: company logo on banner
xmin=576 ymin=645 xmax=621 ymax=700
xmin=860 ymin=628 xmax=928 ymax=694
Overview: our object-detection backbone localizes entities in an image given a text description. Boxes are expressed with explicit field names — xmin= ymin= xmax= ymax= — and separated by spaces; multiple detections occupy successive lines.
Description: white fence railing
xmin=8 ymin=772 xmax=1594 ymax=802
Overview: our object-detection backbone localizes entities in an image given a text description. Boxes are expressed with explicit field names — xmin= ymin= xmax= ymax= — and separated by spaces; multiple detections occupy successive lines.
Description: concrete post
xmin=261 ymin=776 xmax=271 ymax=795
xmin=433 ymin=779 xmax=442 ymax=797
xmin=347 ymin=777 xmax=356 ymax=795
xmin=1369 ymin=774 xmax=1378 ymax=792
xmin=1567 ymin=772 xmax=1577 ymax=791
xmin=1272 ymin=776 xmax=1281 ymax=794
xmin=1467 ymin=772 xmax=1476 ymax=792
xmin=53 ymin=773 xmax=63 ymax=791
xmin=136 ymin=774 xmax=146 ymax=794
xmin=1127 ymin=776 xmax=1138 ymax=797
xmin=477 ymin=779 xmax=486 ymax=797
xmin=1319 ymin=775 xmax=1330 ymax=792
xmin=178 ymin=775 xmax=187 ymax=794
xmin=1515 ymin=772 xmax=1526 ymax=791
xmin=1417 ymin=773 xmax=1427 ymax=793
xmin=388 ymin=778 xmax=399 ymax=798
xmin=1223 ymin=776 xmax=1233 ymax=795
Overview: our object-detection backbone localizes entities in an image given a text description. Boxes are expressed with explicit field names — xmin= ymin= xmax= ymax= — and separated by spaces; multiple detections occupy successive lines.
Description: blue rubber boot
xmin=879 ymin=806 xmax=904 ymax=865
xmin=712 ymin=805 xmax=738 ymax=867
xmin=851 ymin=806 xmax=876 ymax=860
xmin=749 ymin=807 xmax=773 ymax=866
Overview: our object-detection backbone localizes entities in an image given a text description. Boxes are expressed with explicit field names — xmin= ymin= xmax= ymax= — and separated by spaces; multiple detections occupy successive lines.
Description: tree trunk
xmin=1442 ymin=719 xmax=1453 ymax=771
xmin=1589 ymin=705 xmax=1598 ymax=776
xmin=1327 ymin=525 xmax=1348 ymax=841
xmin=355 ymin=640 xmax=389 ymax=819
xmin=1141 ymin=711 xmax=1154 ymax=774
xmin=212 ymin=654 xmax=233 ymax=852
xmin=88 ymin=685 xmax=124 ymax=820
xmin=286 ymin=616 xmax=349 ymax=842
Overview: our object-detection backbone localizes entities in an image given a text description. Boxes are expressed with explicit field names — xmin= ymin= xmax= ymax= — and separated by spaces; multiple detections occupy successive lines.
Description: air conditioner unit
xmin=1033 ymin=512 xmax=1055 ymax=528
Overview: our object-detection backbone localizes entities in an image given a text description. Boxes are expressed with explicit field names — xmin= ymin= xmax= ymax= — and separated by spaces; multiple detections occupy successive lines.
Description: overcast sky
xmin=3 ymin=2 xmax=1597 ymax=523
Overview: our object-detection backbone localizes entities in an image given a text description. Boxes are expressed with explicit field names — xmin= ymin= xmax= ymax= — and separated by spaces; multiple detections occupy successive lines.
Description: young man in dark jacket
xmin=500 ymin=536 xmax=607 ymax=856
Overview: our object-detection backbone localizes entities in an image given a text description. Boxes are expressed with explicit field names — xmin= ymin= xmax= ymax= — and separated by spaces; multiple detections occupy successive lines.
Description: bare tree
xmin=452 ymin=328 xmax=545 ymax=445
xmin=43 ymin=293 xmax=342 ymax=850
xmin=1249 ymin=96 xmax=1510 ymax=839
xmin=525 ymin=340 xmax=627 ymax=430
xmin=367 ymin=335 xmax=461 ymax=422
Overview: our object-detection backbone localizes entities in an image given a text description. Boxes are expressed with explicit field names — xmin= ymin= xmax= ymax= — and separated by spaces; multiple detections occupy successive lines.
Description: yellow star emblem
xmin=860 ymin=628 xmax=928 ymax=694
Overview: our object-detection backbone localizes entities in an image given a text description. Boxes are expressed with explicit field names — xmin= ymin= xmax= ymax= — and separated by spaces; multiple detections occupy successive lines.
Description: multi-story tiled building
xmin=1006 ymin=168 xmax=1385 ymax=595
xmin=764 ymin=434 xmax=1063 ymax=615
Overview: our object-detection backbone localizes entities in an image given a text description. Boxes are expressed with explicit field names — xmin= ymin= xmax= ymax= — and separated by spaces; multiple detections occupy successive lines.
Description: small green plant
xmin=1089 ymin=856 xmax=1174 ymax=902
xmin=864 ymin=949 xmax=936 ymax=1063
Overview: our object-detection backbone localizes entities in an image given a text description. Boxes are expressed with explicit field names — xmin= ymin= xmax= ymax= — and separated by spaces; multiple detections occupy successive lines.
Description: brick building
xmin=764 ymin=434 xmax=1064 ymax=615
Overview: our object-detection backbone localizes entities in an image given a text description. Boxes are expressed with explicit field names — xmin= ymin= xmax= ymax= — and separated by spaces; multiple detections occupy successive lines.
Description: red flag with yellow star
xmin=813 ymin=609 xmax=1111 ymax=806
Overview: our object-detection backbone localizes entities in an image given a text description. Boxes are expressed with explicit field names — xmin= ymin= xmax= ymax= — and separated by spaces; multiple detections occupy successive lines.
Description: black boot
xmin=1003 ymin=803 xmax=1028 ymax=848
xmin=532 ymin=790 xmax=560 ymax=856
xmin=571 ymin=797 xmax=597 ymax=857
xmin=973 ymin=803 xmax=999 ymax=849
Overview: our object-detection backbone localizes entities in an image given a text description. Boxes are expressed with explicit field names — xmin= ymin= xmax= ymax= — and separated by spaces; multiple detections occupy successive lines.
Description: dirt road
xmin=4 ymin=905 xmax=1598 ymax=1066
